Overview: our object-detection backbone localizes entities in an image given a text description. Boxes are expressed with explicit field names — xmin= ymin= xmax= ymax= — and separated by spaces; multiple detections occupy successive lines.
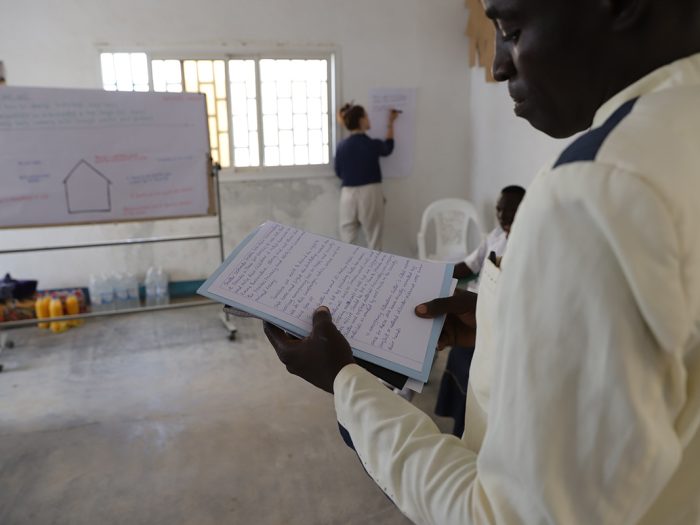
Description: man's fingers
xmin=415 ymin=292 xmax=477 ymax=318
xmin=263 ymin=321 xmax=298 ymax=363
xmin=437 ymin=316 xmax=456 ymax=349
xmin=311 ymin=306 xmax=335 ymax=332
xmin=263 ymin=321 xmax=288 ymax=345
xmin=311 ymin=306 xmax=347 ymax=345
xmin=415 ymin=297 xmax=451 ymax=318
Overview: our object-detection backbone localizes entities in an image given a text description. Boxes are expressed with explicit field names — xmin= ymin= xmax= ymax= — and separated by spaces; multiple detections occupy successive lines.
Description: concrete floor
xmin=0 ymin=305 xmax=453 ymax=525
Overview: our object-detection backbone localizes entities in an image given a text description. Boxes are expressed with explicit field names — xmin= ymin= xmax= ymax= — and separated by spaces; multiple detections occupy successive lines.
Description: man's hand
xmin=415 ymin=289 xmax=478 ymax=349
xmin=263 ymin=306 xmax=355 ymax=394
xmin=452 ymin=261 xmax=475 ymax=280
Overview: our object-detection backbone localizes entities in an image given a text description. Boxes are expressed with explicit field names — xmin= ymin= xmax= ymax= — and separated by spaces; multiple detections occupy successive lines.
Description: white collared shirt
xmin=464 ymin=226 xmax=508 ymax=275
xmin=333 ymin=52 xmax=700 ymax=524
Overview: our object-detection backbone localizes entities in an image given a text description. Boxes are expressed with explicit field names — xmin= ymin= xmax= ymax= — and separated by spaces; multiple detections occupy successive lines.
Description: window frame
xmin=97 ymin=47 xmax=339 ymax=181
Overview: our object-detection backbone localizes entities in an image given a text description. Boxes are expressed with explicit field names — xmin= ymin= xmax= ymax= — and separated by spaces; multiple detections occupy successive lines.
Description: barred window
xmin=100 ymin=52 xmax=333 ymax=170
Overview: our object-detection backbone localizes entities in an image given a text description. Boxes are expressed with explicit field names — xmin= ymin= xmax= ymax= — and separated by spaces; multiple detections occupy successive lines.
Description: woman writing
xmin=334 ymin=103 xmax=399 ymax=251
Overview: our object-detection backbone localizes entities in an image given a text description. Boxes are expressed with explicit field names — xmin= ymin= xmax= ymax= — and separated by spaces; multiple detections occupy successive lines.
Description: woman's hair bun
xmin=339 ymin=102 xmax=365 ymax=131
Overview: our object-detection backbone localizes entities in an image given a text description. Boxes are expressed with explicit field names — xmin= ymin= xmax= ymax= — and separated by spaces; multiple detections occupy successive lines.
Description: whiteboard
xmin=367 ymin=88 xmax=417 ymax=179
xmin=0 ymin=86 xmax=211 ymax=228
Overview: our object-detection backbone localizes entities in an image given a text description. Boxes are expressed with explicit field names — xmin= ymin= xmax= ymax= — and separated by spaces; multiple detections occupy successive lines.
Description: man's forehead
xmin=481 ymin=0 xmax=521 ymax=19
xmin=501 ymin=193 xmax=523 ymax=206
xmin=482 ymin=0 xmax=562 ymax=19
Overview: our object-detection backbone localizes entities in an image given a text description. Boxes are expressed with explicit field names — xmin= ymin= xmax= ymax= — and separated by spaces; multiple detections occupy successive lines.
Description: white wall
xmin=0 ymin=0 xmax=472 ymax=289
xmin=465 ymin=74 xmax=569 ymax=231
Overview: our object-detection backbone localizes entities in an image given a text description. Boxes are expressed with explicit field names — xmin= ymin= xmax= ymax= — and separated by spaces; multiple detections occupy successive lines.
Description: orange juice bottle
xmin=49 ymin=295 xmax=68 ymax=333
xmin=35 ymin=295 xmax=51 ymax=329
xmin=65 ymin=292 xmax=83 ymax=327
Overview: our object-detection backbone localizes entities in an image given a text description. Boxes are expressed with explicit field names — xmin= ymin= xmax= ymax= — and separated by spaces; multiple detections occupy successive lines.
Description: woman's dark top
xmin=334 ymin=134 xmax=394 ymax=187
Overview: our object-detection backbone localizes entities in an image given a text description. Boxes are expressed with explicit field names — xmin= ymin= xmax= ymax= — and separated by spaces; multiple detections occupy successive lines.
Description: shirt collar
xmin=592 ymin=52 xmax=700 ymax=127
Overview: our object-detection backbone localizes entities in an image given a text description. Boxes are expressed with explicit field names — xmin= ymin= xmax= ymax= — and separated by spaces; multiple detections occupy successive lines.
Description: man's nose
xmin=492 ymin=32 xmax=516 ymax=82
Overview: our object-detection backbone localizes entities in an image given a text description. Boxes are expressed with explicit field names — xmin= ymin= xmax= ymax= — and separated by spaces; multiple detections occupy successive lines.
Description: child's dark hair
xmin=339 ymin=103 xmax=366 ymax=131
xmin=501 ymin=185 xmax=526 ymax=198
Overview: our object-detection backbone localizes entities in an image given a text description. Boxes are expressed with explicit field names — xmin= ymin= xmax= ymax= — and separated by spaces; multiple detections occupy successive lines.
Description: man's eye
xmin=501 ymin=30 xmax=520 ymax=43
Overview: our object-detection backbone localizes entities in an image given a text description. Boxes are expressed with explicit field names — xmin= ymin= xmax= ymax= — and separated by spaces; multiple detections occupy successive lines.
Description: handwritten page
xmin=367 ymin=88 xmax=416 ymax=179
xmin=199 ymin=222 xmax=454 ymax=382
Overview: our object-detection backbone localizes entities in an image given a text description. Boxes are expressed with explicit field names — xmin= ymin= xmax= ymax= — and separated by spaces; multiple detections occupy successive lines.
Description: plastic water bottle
xmin=124 ymin=272 xmax=140 ymax=308
xmin=144 ymin=267 xmax=169 ymax=306
xmin=155 ymin=268 xmax=169 ymax=306
xmin=99 ymin=273 xmax=115 ymax=311
xmin=89 ymin=274 xmax=102 ymax=312
xmin=113 ymin=273 xmax=130 ymax=310
xmin=145 ymin=267 xmax=158 ymax=307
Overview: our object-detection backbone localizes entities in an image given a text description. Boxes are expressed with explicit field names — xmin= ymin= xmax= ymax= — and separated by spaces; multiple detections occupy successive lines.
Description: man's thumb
xmin=415 ymin=298 xmax=449 ymax=318
xmin=312 ymin=305 xmax=333 ymax=328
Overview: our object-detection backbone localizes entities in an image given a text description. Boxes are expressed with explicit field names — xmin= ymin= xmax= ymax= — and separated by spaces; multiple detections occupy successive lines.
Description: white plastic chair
xmin=417 ymin=198 xmax=482 ymax=262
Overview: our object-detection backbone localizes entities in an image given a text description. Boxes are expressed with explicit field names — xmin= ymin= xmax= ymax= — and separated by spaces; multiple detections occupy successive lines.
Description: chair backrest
xmin=417 ymin=198 xmax=482 ymax=262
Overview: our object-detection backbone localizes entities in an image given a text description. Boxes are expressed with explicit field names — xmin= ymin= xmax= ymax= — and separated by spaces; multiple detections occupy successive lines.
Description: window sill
xmin=218 ymin=166 xmax=337 ymax=183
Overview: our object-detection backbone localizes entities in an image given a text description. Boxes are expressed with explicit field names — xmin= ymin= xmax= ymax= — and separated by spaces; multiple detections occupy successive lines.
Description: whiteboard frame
xmin=0 ymin=87 xmax=215 ymax=230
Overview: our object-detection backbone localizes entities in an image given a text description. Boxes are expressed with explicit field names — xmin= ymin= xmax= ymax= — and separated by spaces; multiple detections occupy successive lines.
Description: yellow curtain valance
xmin=466 ymin=0 xmax=496 ymax=82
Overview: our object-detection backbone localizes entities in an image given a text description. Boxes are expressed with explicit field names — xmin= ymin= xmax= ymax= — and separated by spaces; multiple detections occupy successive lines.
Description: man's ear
xmin=602 ymin=0 xmax=652 ymax=31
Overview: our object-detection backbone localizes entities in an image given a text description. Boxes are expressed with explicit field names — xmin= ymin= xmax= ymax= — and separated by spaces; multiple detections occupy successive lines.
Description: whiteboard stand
xmin=212 ymin=162 xmax=237 ymax=341
xmin=0 ymin=164 xmax=235 ymax=368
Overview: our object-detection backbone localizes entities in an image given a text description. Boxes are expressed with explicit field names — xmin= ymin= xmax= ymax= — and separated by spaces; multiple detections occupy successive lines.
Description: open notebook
xmin=199 ymin=222 xmax=455 ymax=385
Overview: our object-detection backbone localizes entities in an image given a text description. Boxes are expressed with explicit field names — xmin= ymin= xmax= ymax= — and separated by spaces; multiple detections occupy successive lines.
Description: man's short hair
xmin=501 ymin=185 xmax=526 ymax=198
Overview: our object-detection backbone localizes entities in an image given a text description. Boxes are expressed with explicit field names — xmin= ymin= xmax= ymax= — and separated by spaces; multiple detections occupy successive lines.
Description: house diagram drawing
xmin=63 ymin=159 xmax=112 ymax=214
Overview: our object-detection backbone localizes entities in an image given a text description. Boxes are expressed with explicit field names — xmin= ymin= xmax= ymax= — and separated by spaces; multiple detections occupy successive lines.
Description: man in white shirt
xmin=263 ymin=0 xmax=700 ymax=523
xmin=437 ymin=185 xmax=525 ymax=435
xmin=453 ymin=185 xmax=525 ymax=282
